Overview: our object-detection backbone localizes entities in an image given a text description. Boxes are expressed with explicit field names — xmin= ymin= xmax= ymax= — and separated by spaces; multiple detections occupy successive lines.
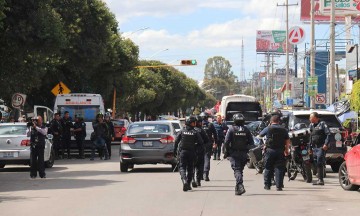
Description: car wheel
xmin=120 ymin=162 xmax=128 ymax=172
xmin=247 ymin=158 xmax=255 ymax=169
xmin=0 ymin=164 xmax=5 ymax=168
xmin=339 ymin=161 xmax=360 ymax=191
xmin=45 ymin=148 xmax=55 ymax=168
xmin=330 ymin=162 xmax=341 ymax=173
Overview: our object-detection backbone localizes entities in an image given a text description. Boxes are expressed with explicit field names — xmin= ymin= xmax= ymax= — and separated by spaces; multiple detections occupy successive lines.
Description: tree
xmin=350 ymin=80 xmax=360 ymax=112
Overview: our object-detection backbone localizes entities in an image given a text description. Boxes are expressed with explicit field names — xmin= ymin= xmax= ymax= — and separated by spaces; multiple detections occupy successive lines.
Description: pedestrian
xmin=104 ymin=114 xmax=114 ymax=159
xmin=223 ymin=114 xmax=254 ymax=195
xmin=258 ymin=115 xmax=290 ymax=191
xmin=27 ymin=116 xmax=48 ymax=179
xmin=174 ymin=115 xmax=204 ymax=192
xmin=50 ymin=113 xmax=63 ymax=159
xmin=199 ymin=112 xmax=218 ymax=182
xmin=309 ymin=112 xmax=330 ymax=186
xmin=213 ymin=114 xmax=228 ymax=160
xmin=192 ymin=115 xmax=209 ymax=188
xmin=61 ymin=111 xmax=73 ymax=159
xmin=91 ymin=113 xmax=109 ymax=161
xmin=73 ymin=115 xmax=86 ymax=159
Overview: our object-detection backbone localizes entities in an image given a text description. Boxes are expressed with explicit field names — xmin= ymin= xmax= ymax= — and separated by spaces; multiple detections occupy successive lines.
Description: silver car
xmin=119 ymin=121 xmax=178 ymax=172
xmin=0 ymin=123 xmax=54 ymax=168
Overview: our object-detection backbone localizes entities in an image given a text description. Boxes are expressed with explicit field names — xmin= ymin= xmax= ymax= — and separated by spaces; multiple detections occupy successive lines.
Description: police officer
xmin=192 ymin=115 xmax=209 ymax=188
xmin=309 ymin=112 xmax=330 ymax=186
xmin=104 ymin=114 xmax=115 ymax=159
xmin=213 ymin=114 xmax=228 ymax=160
xmin=61 ymin=111 xmax=73 ymax=159
xmin=174 ymin=116 xmax=204 ymax=192
xmin=73 ymin=115 xmax=86 ymax=159
xmin=258 ymin=115 xmax=290 ymax=191
xmin=50 ymin=113 xmax=63 ymax=159
xmin=223 ymin=114 xmax=254 ymax=195
xmin=200 ymin=112 xmax=218 ymax=181
xmin=27 ymin=116 xmax=48 ymax=179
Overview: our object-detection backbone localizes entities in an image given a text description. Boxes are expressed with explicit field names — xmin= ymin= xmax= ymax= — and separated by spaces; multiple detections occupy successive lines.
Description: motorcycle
xmin=248 ymin=136 xmax=265 ymax=174
xmin=287 ymin=126 xmax=313 ymax=183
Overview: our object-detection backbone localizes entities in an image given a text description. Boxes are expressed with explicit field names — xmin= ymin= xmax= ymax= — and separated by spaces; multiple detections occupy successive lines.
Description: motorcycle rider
xmin=223 ymin=114 xmax=254 ymax=195
xmin=213 ymin=114 xmax=228 ymax=160
xmin=309 ymin=112 xmax=330 ymax=186
xmin=200 ymin=112 xmax=218 ymax=181
xmin=192 ymin=115 xmax=209 ymax=188
xmin=258 ymin=115 xmax=290 ymax=191
xmin=174 ymin=116 xmax=204 ymax=192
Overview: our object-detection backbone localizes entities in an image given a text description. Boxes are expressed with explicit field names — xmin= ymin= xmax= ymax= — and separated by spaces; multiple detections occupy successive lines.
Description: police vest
xmin=311 ymin=124 xmax=326 ymax=148
xmin=265 ymin=126 xmax=287 ymax=150
xmin=30 ymin=125 xmax=46 ymax=147
xmin=231 ymin=126 xmax=248 ymax=151
xmin=181 ymin=129 xmax=197 ymax=150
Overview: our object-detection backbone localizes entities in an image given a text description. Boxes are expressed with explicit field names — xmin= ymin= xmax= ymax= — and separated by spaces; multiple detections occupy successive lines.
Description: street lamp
xmin=122 ymin=27 xmax=149 ymax=38
xmin=348 ymin=44 xmax=359 ymax=81
xmin=145 ymin=48 xmax=169 ymax=60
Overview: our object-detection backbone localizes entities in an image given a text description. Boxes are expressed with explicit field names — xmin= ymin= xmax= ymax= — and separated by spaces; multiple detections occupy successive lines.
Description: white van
xmin=219 ymin=94 xmax=263 ymax=124
xmin=53 ymin=94 xmax=105 ymax=147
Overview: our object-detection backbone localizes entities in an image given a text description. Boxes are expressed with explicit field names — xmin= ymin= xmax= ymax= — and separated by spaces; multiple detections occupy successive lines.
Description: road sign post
xmin=11 ymin=93 xmax=26 ymax=109
xmin=51 ymin=82 xmax=71 ymax=96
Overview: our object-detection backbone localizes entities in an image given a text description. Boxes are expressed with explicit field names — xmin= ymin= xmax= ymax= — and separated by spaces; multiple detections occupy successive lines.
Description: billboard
xmin=320 ymin=0 xmax=360 ymax=16
xmin=256 ymin=30 xmax=293 ymax=53
xmin=300 ymin=0 xmax=360 ymax=22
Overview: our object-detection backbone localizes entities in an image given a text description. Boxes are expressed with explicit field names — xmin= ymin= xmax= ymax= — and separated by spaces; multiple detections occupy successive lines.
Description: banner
xmin=256 ymin=30 xmax=293 ymax=53
xmin=320 ymin=0 xmax=360 ymax=16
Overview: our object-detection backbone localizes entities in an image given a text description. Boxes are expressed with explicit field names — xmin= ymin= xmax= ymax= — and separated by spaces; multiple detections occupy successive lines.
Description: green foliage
xmin=350 ymin=80 xmax=360 ymax=112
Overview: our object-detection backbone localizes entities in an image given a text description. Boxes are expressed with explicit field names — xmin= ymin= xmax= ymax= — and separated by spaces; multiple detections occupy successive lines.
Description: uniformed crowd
xmin=174 ymin=111 xmax=330 ymax=195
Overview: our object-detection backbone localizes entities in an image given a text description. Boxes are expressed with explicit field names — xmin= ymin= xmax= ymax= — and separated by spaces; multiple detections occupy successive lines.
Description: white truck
xmin=53 ymin=93 xmax=105 ymax=148
xmin=219 ymin=94 xmax=263 ymax=124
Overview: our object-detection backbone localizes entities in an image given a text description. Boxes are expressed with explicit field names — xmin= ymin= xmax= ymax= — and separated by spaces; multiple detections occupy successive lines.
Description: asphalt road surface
xmin=1 ymin=145 xmax=359 ymax=216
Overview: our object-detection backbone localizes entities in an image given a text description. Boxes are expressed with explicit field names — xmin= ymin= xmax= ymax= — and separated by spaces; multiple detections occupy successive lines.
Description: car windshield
xmin=128 ymin=124 xmax=170 ymax=134
xmin=112 ymin=120 xmax=125 ymax=127
xmin=291 ymin=114 xmax=342 ymax=128
xmin=0 ymin=125 xmax=27 ymax=135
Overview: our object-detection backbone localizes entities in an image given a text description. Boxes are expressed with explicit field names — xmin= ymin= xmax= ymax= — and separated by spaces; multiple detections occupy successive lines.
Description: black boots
xmin=204 ymin=172 xmax=210 ymax=181
xmin=182 ymin=179 xmax=192 ymax=192
xmin=235 ymin=184 xmax=246 ymax=195
xmin=313 ymin=167 xmax=325 ymax=185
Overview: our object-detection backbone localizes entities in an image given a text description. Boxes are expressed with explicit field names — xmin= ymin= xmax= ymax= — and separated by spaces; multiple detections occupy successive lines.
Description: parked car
xmin=287 ymin=110 xmax=347 ymax=172
xmin=0 ymin=123 xmax=54 ymax=168
xmin=338 ymin=142 xmax=360 ymax=191
xmin=119 ymin=121 xmax=178 ymax=172
xmin=111 ymin=119 xmax=129 ymax=143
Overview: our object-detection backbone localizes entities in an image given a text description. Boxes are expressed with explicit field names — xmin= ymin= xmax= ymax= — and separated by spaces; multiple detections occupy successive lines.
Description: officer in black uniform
xmin=73 ymin=115 xmax=86 ymax=159
xmin=27 ymin=116 xmax=48 ymax=179
xmin=61 ymin=111 xmax=73 ymax=159
xmin=50 ymin=113 xmax=63 ymax=159
xmin=200 ymin=112 xmax=218 ymax=181
xmin=309 ymin=112 xmax=330 ymax=186
xmin=174 ymin=116 xmax=204 ymax=192
xmin=259 ymin=115 xmax=290 ymax=191
xmin=223 ymin=114 xmax=254 ymax=195
xmin=192 ymin=115 xmax=209 ymax=188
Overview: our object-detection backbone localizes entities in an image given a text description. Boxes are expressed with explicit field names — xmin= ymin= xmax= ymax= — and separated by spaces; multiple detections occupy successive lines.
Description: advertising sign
xmin=319 ymin=0 xmax=360 ymax=16
xmin=300 ymin=0 xmax=360 ymax=22
xmin=289 ymin=26 xmax=306 ymax=45
xmin=307 ymin=76 xmax=318 ymax=96
xmin=256 ymin=30 xmax=293 ymax=53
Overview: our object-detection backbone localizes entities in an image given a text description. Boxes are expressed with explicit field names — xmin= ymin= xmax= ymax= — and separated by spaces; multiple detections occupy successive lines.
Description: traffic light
xmin=181 ymin=60 xmax=197 ymax=65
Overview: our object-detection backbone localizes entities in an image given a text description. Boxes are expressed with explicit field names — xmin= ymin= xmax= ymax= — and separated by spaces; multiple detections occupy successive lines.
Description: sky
xmin=103 ymin=0 xmax=360 ymax=82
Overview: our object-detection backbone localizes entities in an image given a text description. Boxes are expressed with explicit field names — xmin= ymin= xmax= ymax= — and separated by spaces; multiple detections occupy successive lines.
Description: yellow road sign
xmin=51 ymin=82 xmax=71 ymax=96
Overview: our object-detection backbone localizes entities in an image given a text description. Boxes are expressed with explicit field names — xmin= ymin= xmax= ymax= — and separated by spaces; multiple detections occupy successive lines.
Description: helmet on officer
xmin=185 ymin=115 xmax=197 ymax=127
xmin=199 ymin=112 xmax=209 ymax=119
xmin=195 ymin=115 xmax=203 ymax=127
xmin=233 ymin=113 xmax=245 ymax=126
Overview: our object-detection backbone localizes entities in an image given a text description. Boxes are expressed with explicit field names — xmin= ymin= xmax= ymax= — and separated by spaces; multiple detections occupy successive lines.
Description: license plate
xmin=143 ymin=141 xmax=153 ymax=147
xmin=1 ymin=152 xmax=19 ymax=158
xmin=302 ymin=155 xmax=310 ymax=161
xmin=336 ymin=141 xmax=342 ymax=148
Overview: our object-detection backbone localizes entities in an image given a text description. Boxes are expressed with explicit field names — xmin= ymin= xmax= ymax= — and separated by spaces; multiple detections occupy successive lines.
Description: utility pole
xmin=329 ymin=0 xmax=336 ymax=104
xmin=277 ymin=0 xmax=298 ymax=102
xmin=310 ymin=0 xmax=315 ymax=108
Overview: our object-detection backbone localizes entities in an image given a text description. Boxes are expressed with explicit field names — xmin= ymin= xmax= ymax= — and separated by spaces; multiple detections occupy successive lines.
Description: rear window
xmin=290 ymin=114 xmax=342 ymax=128
xmin=0 ymin=125 xmax=27 ymax=135
xmin=128 ymin=124 xmax=170 ymax=134
xmin=226 ymin=102 xmax=262 ymax=122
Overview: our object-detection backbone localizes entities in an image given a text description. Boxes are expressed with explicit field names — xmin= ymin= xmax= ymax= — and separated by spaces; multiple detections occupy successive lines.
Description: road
xmin=0 ymin=145 xmax=359 ymax=216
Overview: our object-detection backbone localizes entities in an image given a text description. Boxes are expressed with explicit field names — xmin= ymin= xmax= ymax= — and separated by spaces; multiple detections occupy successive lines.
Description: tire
xmin=171 ymin=163 xmax=178 ymax=172
xmin=120 ymin=162 xmax=128 ymax=172
xmin=128 ymin=164 xmax=134 ymax=169
xmin=247 ymin=157 xmax=255 ymax=169
xmin=304 ymin=163 xmax=312 ymax=183
xmin=339 ymin=161 xmax=360 ymax=191
xmin=330 ymin=162 xmax=341 ymax=173
xmin=254 ymin=162 xmax=263 ymax=174
xmin=287 ymin=160 xmax=297 ymax=180
xmin=45 ymin=149 xmax=55 ymax=168
xmin=0 ymin=164 xmax=5 ymax=168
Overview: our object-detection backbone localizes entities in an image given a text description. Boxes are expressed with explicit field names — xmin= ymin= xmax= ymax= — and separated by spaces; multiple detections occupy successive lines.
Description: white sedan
xmin=0 ymin=123 xmax=54 ymax=168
